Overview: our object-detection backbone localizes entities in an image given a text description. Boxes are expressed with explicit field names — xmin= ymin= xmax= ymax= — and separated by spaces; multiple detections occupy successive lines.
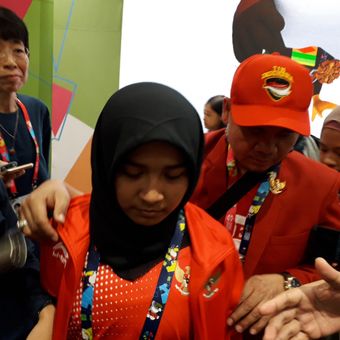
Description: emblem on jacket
xmin=175 ymin=263 xmax=191 ymax=296
xmin=262 ymin=66 xmax=293 ymax=101
xmin=52 ymin=242 xmax=69 ymax=268
xmin=203 ymin=270 xmax=221 ymax=298
xmin=268 ymin=171 xmax=286 ymax=194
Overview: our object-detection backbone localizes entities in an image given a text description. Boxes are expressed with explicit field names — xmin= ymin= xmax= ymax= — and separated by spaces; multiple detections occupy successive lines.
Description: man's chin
xmin=243 ymin=161 xmax=275 ymax=173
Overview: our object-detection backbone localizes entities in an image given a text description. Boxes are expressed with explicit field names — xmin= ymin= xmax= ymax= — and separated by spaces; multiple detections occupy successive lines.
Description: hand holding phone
xmin=0 ymin=161 xmax=18 ymax=174
xmin=0 ymin=163 xmax=33 ymax=184
xmin=4 ymin=163 xmax=34 ymax=175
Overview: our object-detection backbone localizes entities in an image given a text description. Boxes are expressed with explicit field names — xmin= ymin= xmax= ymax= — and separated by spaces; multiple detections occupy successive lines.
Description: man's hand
xmin=20 ymin=179 xmax=81 ymax=242
xmin=259 ymin=258 xmax=340 ymax=340
xmin=227 ymin=273 xmax=285 ymax=334
xmin=232 ymin=0 xmax=286 ymax=62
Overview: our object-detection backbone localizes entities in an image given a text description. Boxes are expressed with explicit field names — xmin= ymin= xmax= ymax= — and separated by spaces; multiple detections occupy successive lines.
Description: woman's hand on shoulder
xmin=20 ymin=179 xmax=82 ymax=242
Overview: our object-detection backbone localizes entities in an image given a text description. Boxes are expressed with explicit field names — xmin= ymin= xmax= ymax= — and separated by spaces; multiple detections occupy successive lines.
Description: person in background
xmin=0 ymin=175 xmax=54 ymax=339
xmin=293 ymin=134 xmax=320 ymax=161
xmin=203 ymin=95 xmax=230 ymax=132
xmin=190 ymin=53 xmax=340 ymax=339
xmin=21 ymin=82 xmax=243 ymax=339
xmin=319 ymin=106 xmax=340 ymax=172
xmin=260 ymin=257 xmax=340 ymax=340
xmin=0 ymin=6 xmax=51 ymax=211
xmin=0 ymin=6 xmax=54 ymax=339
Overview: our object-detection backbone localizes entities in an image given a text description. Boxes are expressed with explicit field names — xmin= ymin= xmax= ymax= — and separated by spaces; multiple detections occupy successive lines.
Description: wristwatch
xmin=281 ymin=271 xmax=301 ymax=290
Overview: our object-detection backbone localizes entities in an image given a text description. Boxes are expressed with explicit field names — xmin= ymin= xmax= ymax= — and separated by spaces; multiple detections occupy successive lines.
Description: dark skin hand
xmin=232 ymin=0 xmax=286 ymax=62
xmin=227 ymin=273 xmax=285 ymax=335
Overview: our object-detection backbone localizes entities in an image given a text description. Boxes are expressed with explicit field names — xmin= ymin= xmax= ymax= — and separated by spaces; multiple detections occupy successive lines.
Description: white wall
xmin=120 ymin=0 xmax=340 ymax=137
xmin=120 ymin=0 xmax=240 ymax=127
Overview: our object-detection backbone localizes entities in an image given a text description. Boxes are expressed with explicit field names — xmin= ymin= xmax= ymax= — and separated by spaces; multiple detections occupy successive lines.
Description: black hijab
xmin=90 ymin=82 xmax=204 ymax=279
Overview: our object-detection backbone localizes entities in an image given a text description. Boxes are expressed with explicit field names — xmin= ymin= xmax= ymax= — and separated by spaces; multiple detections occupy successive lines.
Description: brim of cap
xmin=231 ymin=104 xmax=310 ymax=136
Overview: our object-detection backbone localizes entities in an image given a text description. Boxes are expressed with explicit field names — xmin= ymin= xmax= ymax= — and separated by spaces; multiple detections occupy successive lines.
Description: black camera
xmin=305 ymin=225 xmax=340 ymax=267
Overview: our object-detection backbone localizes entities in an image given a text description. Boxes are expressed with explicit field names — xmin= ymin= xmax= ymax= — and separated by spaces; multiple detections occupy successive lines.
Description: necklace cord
xmin=0 ymin=108 xmax=19 ymax=140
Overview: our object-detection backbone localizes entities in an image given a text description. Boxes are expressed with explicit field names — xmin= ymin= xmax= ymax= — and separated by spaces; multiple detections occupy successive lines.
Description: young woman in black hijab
xmin=26 ymin=82 xmax=244 ymax=339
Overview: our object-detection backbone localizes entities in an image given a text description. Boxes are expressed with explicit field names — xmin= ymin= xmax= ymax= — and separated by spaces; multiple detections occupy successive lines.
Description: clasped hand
xmin=227 ymin=273 xmax=285 ymax=335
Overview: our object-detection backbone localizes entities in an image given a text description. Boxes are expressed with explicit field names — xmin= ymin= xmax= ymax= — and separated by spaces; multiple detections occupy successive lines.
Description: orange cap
xmin=230 ymin=54 xmax=313 ymax=136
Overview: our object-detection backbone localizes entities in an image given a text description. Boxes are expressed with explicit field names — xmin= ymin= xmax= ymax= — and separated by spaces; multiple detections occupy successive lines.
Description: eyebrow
xmin=319 ymin=143 xmax=340 ymax=151
xmin=319 ymin=142 xmax=340 ymax=149
xmin=9 ymin=39 xmax=24 ymax=45
xmin=124 ymin=160 xmax=187 ymax=169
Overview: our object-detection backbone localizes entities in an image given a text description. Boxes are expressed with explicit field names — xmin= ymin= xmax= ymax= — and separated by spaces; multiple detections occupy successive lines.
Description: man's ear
xmin=222 ymin=97 xmax=231 ymax=125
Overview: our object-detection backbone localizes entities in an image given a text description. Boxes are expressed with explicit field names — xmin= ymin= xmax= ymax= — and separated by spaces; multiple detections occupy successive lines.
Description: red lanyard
xmin=0 ymin=98 xmax=40 ymax=196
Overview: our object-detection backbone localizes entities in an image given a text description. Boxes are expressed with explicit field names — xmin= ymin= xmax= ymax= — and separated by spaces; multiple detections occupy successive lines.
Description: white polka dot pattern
xmin=67 ymin=263 xmax=161 ymax=339
xmin=67 ymin=247 xmax=192 ymax=339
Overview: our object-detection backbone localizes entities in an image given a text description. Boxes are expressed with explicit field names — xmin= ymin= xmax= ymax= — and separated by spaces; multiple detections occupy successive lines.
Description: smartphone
xmin=0 ymin=161 xmax=18 ymax=174
xmin=4 ymin=163 xmax=34 ymax=175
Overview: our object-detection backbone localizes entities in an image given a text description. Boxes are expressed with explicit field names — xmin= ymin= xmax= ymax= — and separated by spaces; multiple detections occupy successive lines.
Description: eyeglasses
xmin=0 ymin=47 xmax=29 ymax=62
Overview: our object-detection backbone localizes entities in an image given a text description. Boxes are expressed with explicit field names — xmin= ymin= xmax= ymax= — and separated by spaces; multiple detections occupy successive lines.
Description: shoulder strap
xmin=206 ymin=170 xmax=268 ymax=220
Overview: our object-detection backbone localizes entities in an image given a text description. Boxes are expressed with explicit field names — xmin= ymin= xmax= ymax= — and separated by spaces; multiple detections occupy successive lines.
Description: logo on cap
xmin=262 ymin=66 xmax=293 ymax=102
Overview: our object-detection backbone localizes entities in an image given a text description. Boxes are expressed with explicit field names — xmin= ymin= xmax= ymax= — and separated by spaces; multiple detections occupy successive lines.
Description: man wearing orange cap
xmin=191 ymin=53 xmax=340 ymax=338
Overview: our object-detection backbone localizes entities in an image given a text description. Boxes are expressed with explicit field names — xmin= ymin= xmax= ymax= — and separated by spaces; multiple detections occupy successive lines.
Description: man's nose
xmin=254 ymin=139 xmax=277 ymax=154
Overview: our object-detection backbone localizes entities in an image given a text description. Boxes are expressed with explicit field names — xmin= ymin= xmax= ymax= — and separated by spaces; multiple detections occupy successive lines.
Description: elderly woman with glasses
xmin=0 ymin=6 xmax=54 ymax=339
xmin=0 ymin=6 xmax=51 ymax=204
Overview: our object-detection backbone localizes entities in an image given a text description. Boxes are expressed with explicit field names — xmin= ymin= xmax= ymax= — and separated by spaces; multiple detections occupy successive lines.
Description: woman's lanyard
xmin=0 ymin=98 xmax=40 ymax=196
xmin=80 ymin=209 xmax=186 ymax=340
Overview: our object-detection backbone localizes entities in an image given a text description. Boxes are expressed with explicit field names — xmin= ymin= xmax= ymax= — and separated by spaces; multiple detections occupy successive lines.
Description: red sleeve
xmin=40 ymin=237 xmax=66 ymax=298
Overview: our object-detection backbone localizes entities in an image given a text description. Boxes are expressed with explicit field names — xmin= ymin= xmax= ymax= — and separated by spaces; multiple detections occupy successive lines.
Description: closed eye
xmin=119 ymin=164 xmax=143 ymax=178
xmin=165 ymin=168 xmax=187 ymax=180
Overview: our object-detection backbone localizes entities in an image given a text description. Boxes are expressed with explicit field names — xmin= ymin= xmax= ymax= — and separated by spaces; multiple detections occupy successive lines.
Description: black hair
xmin=206 ymin=95 xmax=226 ymax=116
xmin=0 ymin=6 xmax=29 ymax=50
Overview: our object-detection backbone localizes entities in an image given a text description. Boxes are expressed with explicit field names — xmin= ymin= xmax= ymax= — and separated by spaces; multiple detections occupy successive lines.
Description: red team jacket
xmin=40 ymin=195 xmax=244 ymax=340
xmin=191 ymin=129 xmax=340 ymax=283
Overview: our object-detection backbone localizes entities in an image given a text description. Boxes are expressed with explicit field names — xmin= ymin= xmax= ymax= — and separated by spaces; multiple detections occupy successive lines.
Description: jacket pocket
xmin=259 ymin=230 xmax=310 ymax=272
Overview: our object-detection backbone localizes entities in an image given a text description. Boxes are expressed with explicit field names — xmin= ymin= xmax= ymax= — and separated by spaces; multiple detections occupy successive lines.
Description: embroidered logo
xmin=261 ymin=66 xmax=293 ymax=101
xmin=52 ymin=242 xmax=69 ymax=268
xmin=268 ymin=171 xmax=286 ymax=194
xmin=203 ymin=270 xmax=221 ymax=298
